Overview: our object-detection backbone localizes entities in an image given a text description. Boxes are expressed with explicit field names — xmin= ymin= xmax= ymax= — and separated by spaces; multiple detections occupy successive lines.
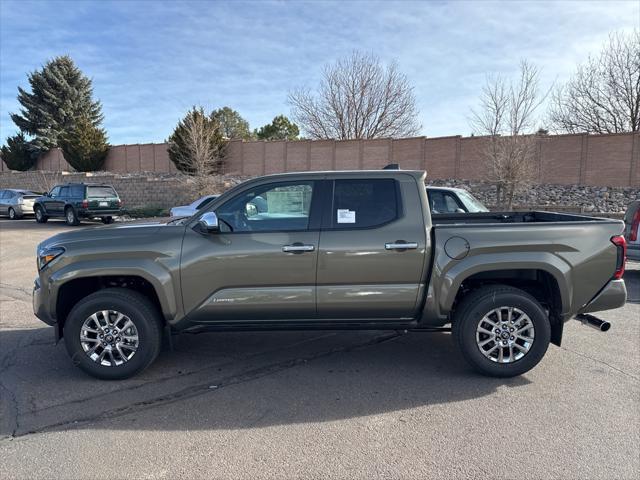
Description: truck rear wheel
xmin=34 ymin=205 xmax=48 ymax=223
xmin=63 ymin=288 xmax=163 ymax=380
xmin=453 ymin=285 xmax=551 ymax=377
xmin=65 ymin=206 xmax=80 ymax=226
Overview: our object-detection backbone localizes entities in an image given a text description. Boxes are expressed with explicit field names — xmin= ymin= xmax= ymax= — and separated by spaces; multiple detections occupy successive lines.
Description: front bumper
xmin=32 ymin=277 xmax=55 ymax=326
xmin=578 ymin=279 xmax=627 ymax=315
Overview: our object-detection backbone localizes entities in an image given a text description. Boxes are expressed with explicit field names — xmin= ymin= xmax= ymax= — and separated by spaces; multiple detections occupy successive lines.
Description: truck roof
xmin=255 ymin=169 xmax=426 ymax=180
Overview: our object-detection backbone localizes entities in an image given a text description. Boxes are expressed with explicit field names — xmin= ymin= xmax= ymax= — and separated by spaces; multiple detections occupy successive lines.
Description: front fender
xmin=48 ymin=259 xmax=181 ymax=321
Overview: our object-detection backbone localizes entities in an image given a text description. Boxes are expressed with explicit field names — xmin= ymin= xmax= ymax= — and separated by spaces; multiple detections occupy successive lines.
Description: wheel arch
xmin=51 ymin=263 xmax=178 ymax=339
xmin=444 ymin=263 xmax=569 ymax=346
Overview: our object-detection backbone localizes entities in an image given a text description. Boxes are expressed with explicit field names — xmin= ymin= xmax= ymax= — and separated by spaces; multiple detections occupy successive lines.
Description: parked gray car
xmin=169 ymin=195 xmax=219 ymax=217
xmin=0 ymin=188 xmax=40 ymax=219
xmin=624 ymin=200 xmax=640 ymax=261
xmin=426 ymin=186 xmax=488 ymax=213
xmin=33 ymin=168 xmax=627 ymax=380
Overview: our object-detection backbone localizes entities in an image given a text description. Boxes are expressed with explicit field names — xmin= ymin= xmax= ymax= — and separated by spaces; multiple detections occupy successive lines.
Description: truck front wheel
xmin=453 ymin=285 xmax=551 ymax=377
xmin=63 ymin=288 xmax=163 ymax=380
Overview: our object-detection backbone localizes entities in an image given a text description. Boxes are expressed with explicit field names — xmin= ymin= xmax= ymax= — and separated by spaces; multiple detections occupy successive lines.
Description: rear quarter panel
xmin=431 ymin=220 xmax=624 ymax=318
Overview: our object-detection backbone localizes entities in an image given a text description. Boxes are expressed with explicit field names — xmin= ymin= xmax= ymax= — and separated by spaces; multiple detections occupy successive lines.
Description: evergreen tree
xmin=211 ymin=106 xmax=252 ymax=139
xmin=59 ymin=116 xmax=109 ymax=171
xmin=255 ymin=115 xmax=300 ymax=140
xmin=10 ymin=55 xmax=103 ymax=154
xmin=0 ymin=133 xmax=37 ymax=171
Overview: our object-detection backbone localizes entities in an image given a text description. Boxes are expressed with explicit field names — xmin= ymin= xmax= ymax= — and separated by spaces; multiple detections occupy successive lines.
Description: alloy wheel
xmin=475 ymin=306 xmax=535 ymax=363
xmin=80 ymin=310 xmax=139 ymax=366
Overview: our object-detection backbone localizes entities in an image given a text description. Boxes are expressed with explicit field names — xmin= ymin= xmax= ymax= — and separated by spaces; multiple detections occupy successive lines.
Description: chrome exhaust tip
xmin=576 ymin=314 xmax=611 ymax=332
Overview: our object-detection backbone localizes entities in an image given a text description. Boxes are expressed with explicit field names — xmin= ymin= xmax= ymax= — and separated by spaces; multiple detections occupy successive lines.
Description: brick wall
xmin=2 ymin=132 xmax=639 ymax=187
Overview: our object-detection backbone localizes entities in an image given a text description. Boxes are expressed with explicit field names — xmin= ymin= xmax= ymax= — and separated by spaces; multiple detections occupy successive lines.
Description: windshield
xmin=455 ymin=189 xmax=489 ymax=212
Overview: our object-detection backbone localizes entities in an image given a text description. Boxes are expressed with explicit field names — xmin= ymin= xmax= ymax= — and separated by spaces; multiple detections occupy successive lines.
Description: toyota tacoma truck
xmin=32 ymin=169 xmax=628 ymax=380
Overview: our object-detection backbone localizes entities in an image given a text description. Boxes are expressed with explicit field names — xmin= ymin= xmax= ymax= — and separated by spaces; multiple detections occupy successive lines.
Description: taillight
xmin=611 ymin=235 xmax=626 ymax=280
xmin=118 ymin=199 xmax=123 ymax=207
xmin=630 ymin=209 xmax=640 ymax=242
xmin=82 ymin=199 xmax=88 ymax=208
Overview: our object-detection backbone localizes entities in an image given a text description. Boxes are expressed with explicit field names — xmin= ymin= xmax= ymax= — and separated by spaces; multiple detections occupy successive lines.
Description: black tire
xmin=65 ymin=206 xmax=80 ymax=226
xmin=101 ymin=216 xmax=114 ymax=224
xmin=8 ymin=207 xmax=18 ymax=220
xmin=34 ymin=205 xmax=48 ymax=223
xmin=64 ymin=288 xmax=163 ymax=380
xmin=453 ymin=285 xmax=551 ymax=378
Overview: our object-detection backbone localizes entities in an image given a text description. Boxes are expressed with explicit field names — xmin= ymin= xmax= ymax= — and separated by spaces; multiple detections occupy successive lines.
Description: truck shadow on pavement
xmin=623 ymin=269 xmax=640 ymax=303
xmin=0 ymin=327 xmax=531 ymax=438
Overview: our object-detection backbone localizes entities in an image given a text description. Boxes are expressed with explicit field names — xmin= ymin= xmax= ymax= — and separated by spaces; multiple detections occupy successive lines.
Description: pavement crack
xmin=25 ymin=332 xmax=337 ymax=416
xmin=0 ymin=282 xmax=32 ymax=298
xmin=4 ymin=332 xmax=401 ymax=440
xmin=559 ymin=345 xmax=640 ymax=382
xmin=0 ymin=381 xmax=20 ymax=440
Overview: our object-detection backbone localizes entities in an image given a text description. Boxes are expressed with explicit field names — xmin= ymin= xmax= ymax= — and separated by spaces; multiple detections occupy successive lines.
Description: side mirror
xmin=455 ymin=208 xmax=466 ymax=214
xmin=198 ymin=212 xmax=219 ymax=232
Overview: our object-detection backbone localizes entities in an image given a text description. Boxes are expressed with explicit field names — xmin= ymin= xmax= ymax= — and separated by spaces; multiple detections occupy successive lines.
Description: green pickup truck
xmin=33 ymin=169 xmax=627 ymax=380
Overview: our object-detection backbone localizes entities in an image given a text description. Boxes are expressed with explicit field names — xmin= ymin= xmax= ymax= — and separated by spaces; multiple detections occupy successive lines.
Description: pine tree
xmin=10 ymin=55 xmax=103 ymax=154
xmin=0 ymin=133 xmax=37 ymax=171
xmin=211 ymin=107 xmax=252 ymax=139
xmin=255 ymin=115 xmax=300 ymax=140
xmin=59 ymin=116 xmax=109 ymax=172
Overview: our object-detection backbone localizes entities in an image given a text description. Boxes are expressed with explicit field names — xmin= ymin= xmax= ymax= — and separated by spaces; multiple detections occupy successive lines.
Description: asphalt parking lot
xmin=0 ymin=218 xmax=638 ymax=479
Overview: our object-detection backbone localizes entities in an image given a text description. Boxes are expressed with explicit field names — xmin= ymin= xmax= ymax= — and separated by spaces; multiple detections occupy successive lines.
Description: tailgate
xmin=87 ymin=186 xmax=120 ymax=210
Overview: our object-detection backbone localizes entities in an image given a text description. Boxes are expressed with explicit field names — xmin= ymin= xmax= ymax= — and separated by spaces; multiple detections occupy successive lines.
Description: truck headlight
xmin=37 ymin=246 xmax=65 ymax=270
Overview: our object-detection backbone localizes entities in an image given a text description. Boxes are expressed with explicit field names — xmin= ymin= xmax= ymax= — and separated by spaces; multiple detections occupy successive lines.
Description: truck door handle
xmin=282 ymin=244 xmax=315 ymax=253
xmin=385 ymin=242 xmax=418 ymax=250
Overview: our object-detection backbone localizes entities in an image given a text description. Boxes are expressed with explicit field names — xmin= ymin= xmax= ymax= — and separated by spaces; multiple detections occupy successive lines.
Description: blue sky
xmin=0 ymin=0 xmax=638 ymax=145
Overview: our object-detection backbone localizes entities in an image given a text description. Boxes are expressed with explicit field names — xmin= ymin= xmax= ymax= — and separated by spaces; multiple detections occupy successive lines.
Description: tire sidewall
xmin=65 ymin=207 xmax=78 ymax=226
xmin=8 ymin=208 xmax=15 ymax=220
xmin=456 ymin=290 xmax=551 ymax=377
xmin=64 ymin=293 xmax=160 ymax=380
xmin=35 ymin=206 xmax=46 ymax=222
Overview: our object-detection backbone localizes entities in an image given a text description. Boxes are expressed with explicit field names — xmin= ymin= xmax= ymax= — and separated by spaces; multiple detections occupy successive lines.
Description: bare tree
xmin=549 ymin=30 xmax=640 ymax=134
xmin=167 ymin=107 xmax=226 ymax=197
xmin=288 ymin=51 xmax=421 ymax=140
xmin=470 ymin=60 xmax=546 ymax=209
xmin=26 ymin=170 xmax=64 ymax=194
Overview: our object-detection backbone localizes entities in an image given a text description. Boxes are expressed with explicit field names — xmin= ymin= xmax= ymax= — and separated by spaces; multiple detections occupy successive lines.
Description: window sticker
xmin=337 ymin=209 xmax=356 ymax=224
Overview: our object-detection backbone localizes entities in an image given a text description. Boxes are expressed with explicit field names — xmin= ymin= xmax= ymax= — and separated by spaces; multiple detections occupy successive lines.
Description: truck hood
xmin=39 ymin=218 xmax=179 ymax=250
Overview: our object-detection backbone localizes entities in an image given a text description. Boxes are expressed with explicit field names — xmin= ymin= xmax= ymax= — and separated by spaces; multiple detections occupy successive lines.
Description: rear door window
xmin=330 ymin=179 xmax=399 ymax=229
xmin=69 ymin=185 xmax=85 ymax=197
xmin=87 ymin=186 xmax=117 ymax=198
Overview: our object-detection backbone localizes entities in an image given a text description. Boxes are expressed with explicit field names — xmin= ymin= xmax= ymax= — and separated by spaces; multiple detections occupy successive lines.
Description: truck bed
xmin=431 ymin=210 xmax=618 ymax=225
